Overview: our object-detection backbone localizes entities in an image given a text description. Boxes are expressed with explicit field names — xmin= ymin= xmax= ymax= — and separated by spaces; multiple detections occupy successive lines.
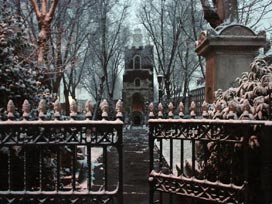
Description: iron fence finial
xmin=168 ymin=102 xmax=174 ymax=118
xmin=149 ymin=102 xmax=154 ymax=119
xmin=38 ymin=99 xmax=46 ymax=120
xmin=54 ymin=99 xmax=61 ymax=120
xmin=100 ymin=99 xmax=109 ymax=120
xmin=158 ymin=103 xmax=163 ymax=118
xmin=202 ymin=101 xmax=209 ymax=119
xmin=7 ymin=100 xmax=15 ymax=120
xmin=70 ymin=99 xmax=77 ymax=119
xmin=190 ymin=101 xmax=196 ymax=118
xmin=22 ymin=100 xmax=30 ymax=120
xmin=85 ymin=100 xmax=93 ymax=120
xmin=115 ymin=99 xmax=123 ymax=120
xmin=179 ymin=101 xmax=184 ymax=118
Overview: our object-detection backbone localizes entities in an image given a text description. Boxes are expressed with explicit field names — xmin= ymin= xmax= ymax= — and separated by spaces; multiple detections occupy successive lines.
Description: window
xmin=135 ymin=79 xmax=140 ymax=87
xmin=133 ymin=55 xmax=141 ymax=69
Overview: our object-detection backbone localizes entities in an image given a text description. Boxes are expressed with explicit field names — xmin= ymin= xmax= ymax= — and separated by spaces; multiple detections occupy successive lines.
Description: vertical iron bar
xmin=217 ymin=140 xmax=220 ymax=181
xmin=8 ymin=147 xmax=11 ymax=190
xmin=180 ymin=139 xmax=184 ymax=176
xmin=269 ymin=93 xmax=272 ymax=120
xmin=39 ymin=147 xmax=43 ymax=191
xmin=203 ymin=141 xmax=208 ymax=180
xmin=103 ymin=146 xmax=108 ymax=191
xmin=159 ymin=130 xmax=163 ymax=203
xmin=118 ymin=126 xmax=123 ymax=204
xmin=160 ymin=192 xmax=163 ymax=204
xmin=149 ymin=124 xmax=154 ymax=204
xmin=24 ymin=148 xmax=27 ymax=191
xmin=169 ymin=138 xmax=173 ymax=204
xmin=57 ymin=146 xmax=60 ymax=191
xmin=169 ymin=193 xmax=173 ymax=204
xmin=243 ymin=127 xmax=249 ymax=204
xmin=169 ymin=136 xmax=173 ymax=203
xmin=149 ymin=125 xmax=154 ymax=172
xmin=260 ymin=125 xmax=272 ymax=204
xmin=87 ymin=145 xmax=91 ymax=191
xmin=192 ymin=139 xmax=196 ymax=177
xmin=230 ymin=143 xmax=234 ymax=184
xmin=170 ymin=139 xmax=173 ymax=173
xmin=160 ymin=139 xmax=163 ymax=170
xmin=72 ymin=145 xmax=76 ymax=191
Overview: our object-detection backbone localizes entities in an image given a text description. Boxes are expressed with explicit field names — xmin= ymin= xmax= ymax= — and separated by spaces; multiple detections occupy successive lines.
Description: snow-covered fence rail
xmin=0 ymin=99 xmax=123 ymax=204
xmin=148 ymin=101 xmax=272 ymax=204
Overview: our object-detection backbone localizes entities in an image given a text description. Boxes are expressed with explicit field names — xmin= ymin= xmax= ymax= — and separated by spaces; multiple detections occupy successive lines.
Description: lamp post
xmin=157 ymin=74 xmax=164 ymax=103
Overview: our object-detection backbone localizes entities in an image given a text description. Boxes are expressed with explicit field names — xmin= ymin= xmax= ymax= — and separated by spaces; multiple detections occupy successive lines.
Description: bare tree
xmin=238 ymin=0 xmax=272 ymax=31
xmin=78 ymin=0 xmax=129 ymax=118
xmin=16 ymin=0 xmax=96 ymax=114
xmin=168 ymin=0 xmax=206 ymax=105
xmin=29 ymin=0 xmax=59 ymax=65
xmin=87 ymin=0 xmax=129 ymax=101
xmin=139 ymin=0 xmax=206 ymax=103
xmin=52 ymin=0 xmax=95 ymax=114
xmin=139 ymin=0 xmax=187 ymax=101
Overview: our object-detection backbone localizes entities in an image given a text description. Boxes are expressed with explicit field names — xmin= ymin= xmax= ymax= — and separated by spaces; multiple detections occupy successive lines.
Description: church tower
xmin=123 ymin=29 xmax=154 ymax=125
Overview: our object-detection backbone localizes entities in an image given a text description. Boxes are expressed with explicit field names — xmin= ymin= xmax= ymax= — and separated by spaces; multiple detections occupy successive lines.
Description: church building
xmin=123 ymin=29 xmax=154 ymax=125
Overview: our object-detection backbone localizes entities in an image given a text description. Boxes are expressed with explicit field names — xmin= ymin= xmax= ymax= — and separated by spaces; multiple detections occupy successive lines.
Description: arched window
xmin=133 ymin=55 xmax=141 ymax=69
xmin=135 ymin=79 xmax=141 ymax=87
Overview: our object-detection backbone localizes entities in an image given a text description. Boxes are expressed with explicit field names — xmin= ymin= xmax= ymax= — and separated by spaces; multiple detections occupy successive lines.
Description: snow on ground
xmin=155 ymin=139 xmax=192 ymax=175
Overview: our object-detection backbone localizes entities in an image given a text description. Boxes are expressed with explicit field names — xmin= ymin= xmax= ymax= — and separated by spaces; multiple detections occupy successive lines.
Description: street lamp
xmin=157 ymin=74 xmax=164 ymax=103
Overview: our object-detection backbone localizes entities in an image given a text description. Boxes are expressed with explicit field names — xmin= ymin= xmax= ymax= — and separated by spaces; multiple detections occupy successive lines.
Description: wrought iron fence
xmin=0 ymin=99 xmax=123 ymax=204
xmin=148 ymin=101 xmax=272 ymax=204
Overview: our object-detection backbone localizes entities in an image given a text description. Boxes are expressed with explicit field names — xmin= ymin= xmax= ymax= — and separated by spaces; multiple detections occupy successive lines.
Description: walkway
xmin=123 ymin=126 xmax=150 ymax=204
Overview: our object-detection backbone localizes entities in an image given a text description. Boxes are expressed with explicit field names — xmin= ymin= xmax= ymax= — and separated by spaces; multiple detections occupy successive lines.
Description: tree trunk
xmin=37 ymin=18 xmax=52 ymax=65
xmin=29 ymin=0 xmax=59 ymax=64
xmin=16 ymin=0 xmax=21 ymax=16
xmin=64 ymin=87 xmax=70 ymax=116
xmin=165 ymin=76 xmax=171 ymax=102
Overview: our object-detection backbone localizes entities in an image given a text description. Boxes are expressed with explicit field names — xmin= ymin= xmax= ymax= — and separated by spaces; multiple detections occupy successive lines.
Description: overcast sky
xmin=126 ymin=0 xmax=272 ymax=38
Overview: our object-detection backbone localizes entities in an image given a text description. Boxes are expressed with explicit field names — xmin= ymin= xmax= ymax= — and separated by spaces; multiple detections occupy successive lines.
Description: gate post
xmin=260 ymin=125 xmax=272 ymax=204
xmin=195 ymin=25 xmax=266 ymax=103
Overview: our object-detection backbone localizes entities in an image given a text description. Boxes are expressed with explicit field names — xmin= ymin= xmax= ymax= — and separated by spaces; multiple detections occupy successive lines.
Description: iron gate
xmin=0 ymin=99 xmax=123 ymax=204
xmin=148 ymin=103 xmax=272 ymax=204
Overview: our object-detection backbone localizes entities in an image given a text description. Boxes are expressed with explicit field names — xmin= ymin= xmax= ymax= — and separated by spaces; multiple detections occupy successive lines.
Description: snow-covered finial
xmin=149 ymin=102 xmax=154 ymax=118
xmin=53 ymin=99 xmax=61 ymax=120
xmin=22 ymin=100 xmax=30 ymax=120
xmin=85 ymin=100 xmax=93 ymax=120
xmin=7 ymin=100 xmax=15 ymax=120
xmin=115 ymin=99 xmax=123 ymax=120
xmin=100 ymin=99 xmax=109 ymax=120
xmin=168 ymin=102 xmax=174 ymax=118
xmin=158 ymin=103 xmax=163 ymax=118
xmin=179 ymin=101 xmax=184 ymax=118
xmin=202 ymin=101 xmax=209 ymax=119
xmin=70 ymin=99 xmax=77 ymax=119
xmin=38 ymin=99 xmax=46 ymax=120
xmin=190 ymin=101 xmax=196 ymax=118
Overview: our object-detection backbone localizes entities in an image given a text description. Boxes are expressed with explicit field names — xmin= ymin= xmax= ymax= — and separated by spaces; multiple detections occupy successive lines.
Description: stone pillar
xmin=195 ymin=24 xmax=267 ymax=103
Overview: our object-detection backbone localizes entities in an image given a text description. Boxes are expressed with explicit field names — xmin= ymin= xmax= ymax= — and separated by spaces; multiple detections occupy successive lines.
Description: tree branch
xmin=29 ymin=0 xmax=41 ymax=17
xmin=48 ymin=0 xmax=59 ymax=18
